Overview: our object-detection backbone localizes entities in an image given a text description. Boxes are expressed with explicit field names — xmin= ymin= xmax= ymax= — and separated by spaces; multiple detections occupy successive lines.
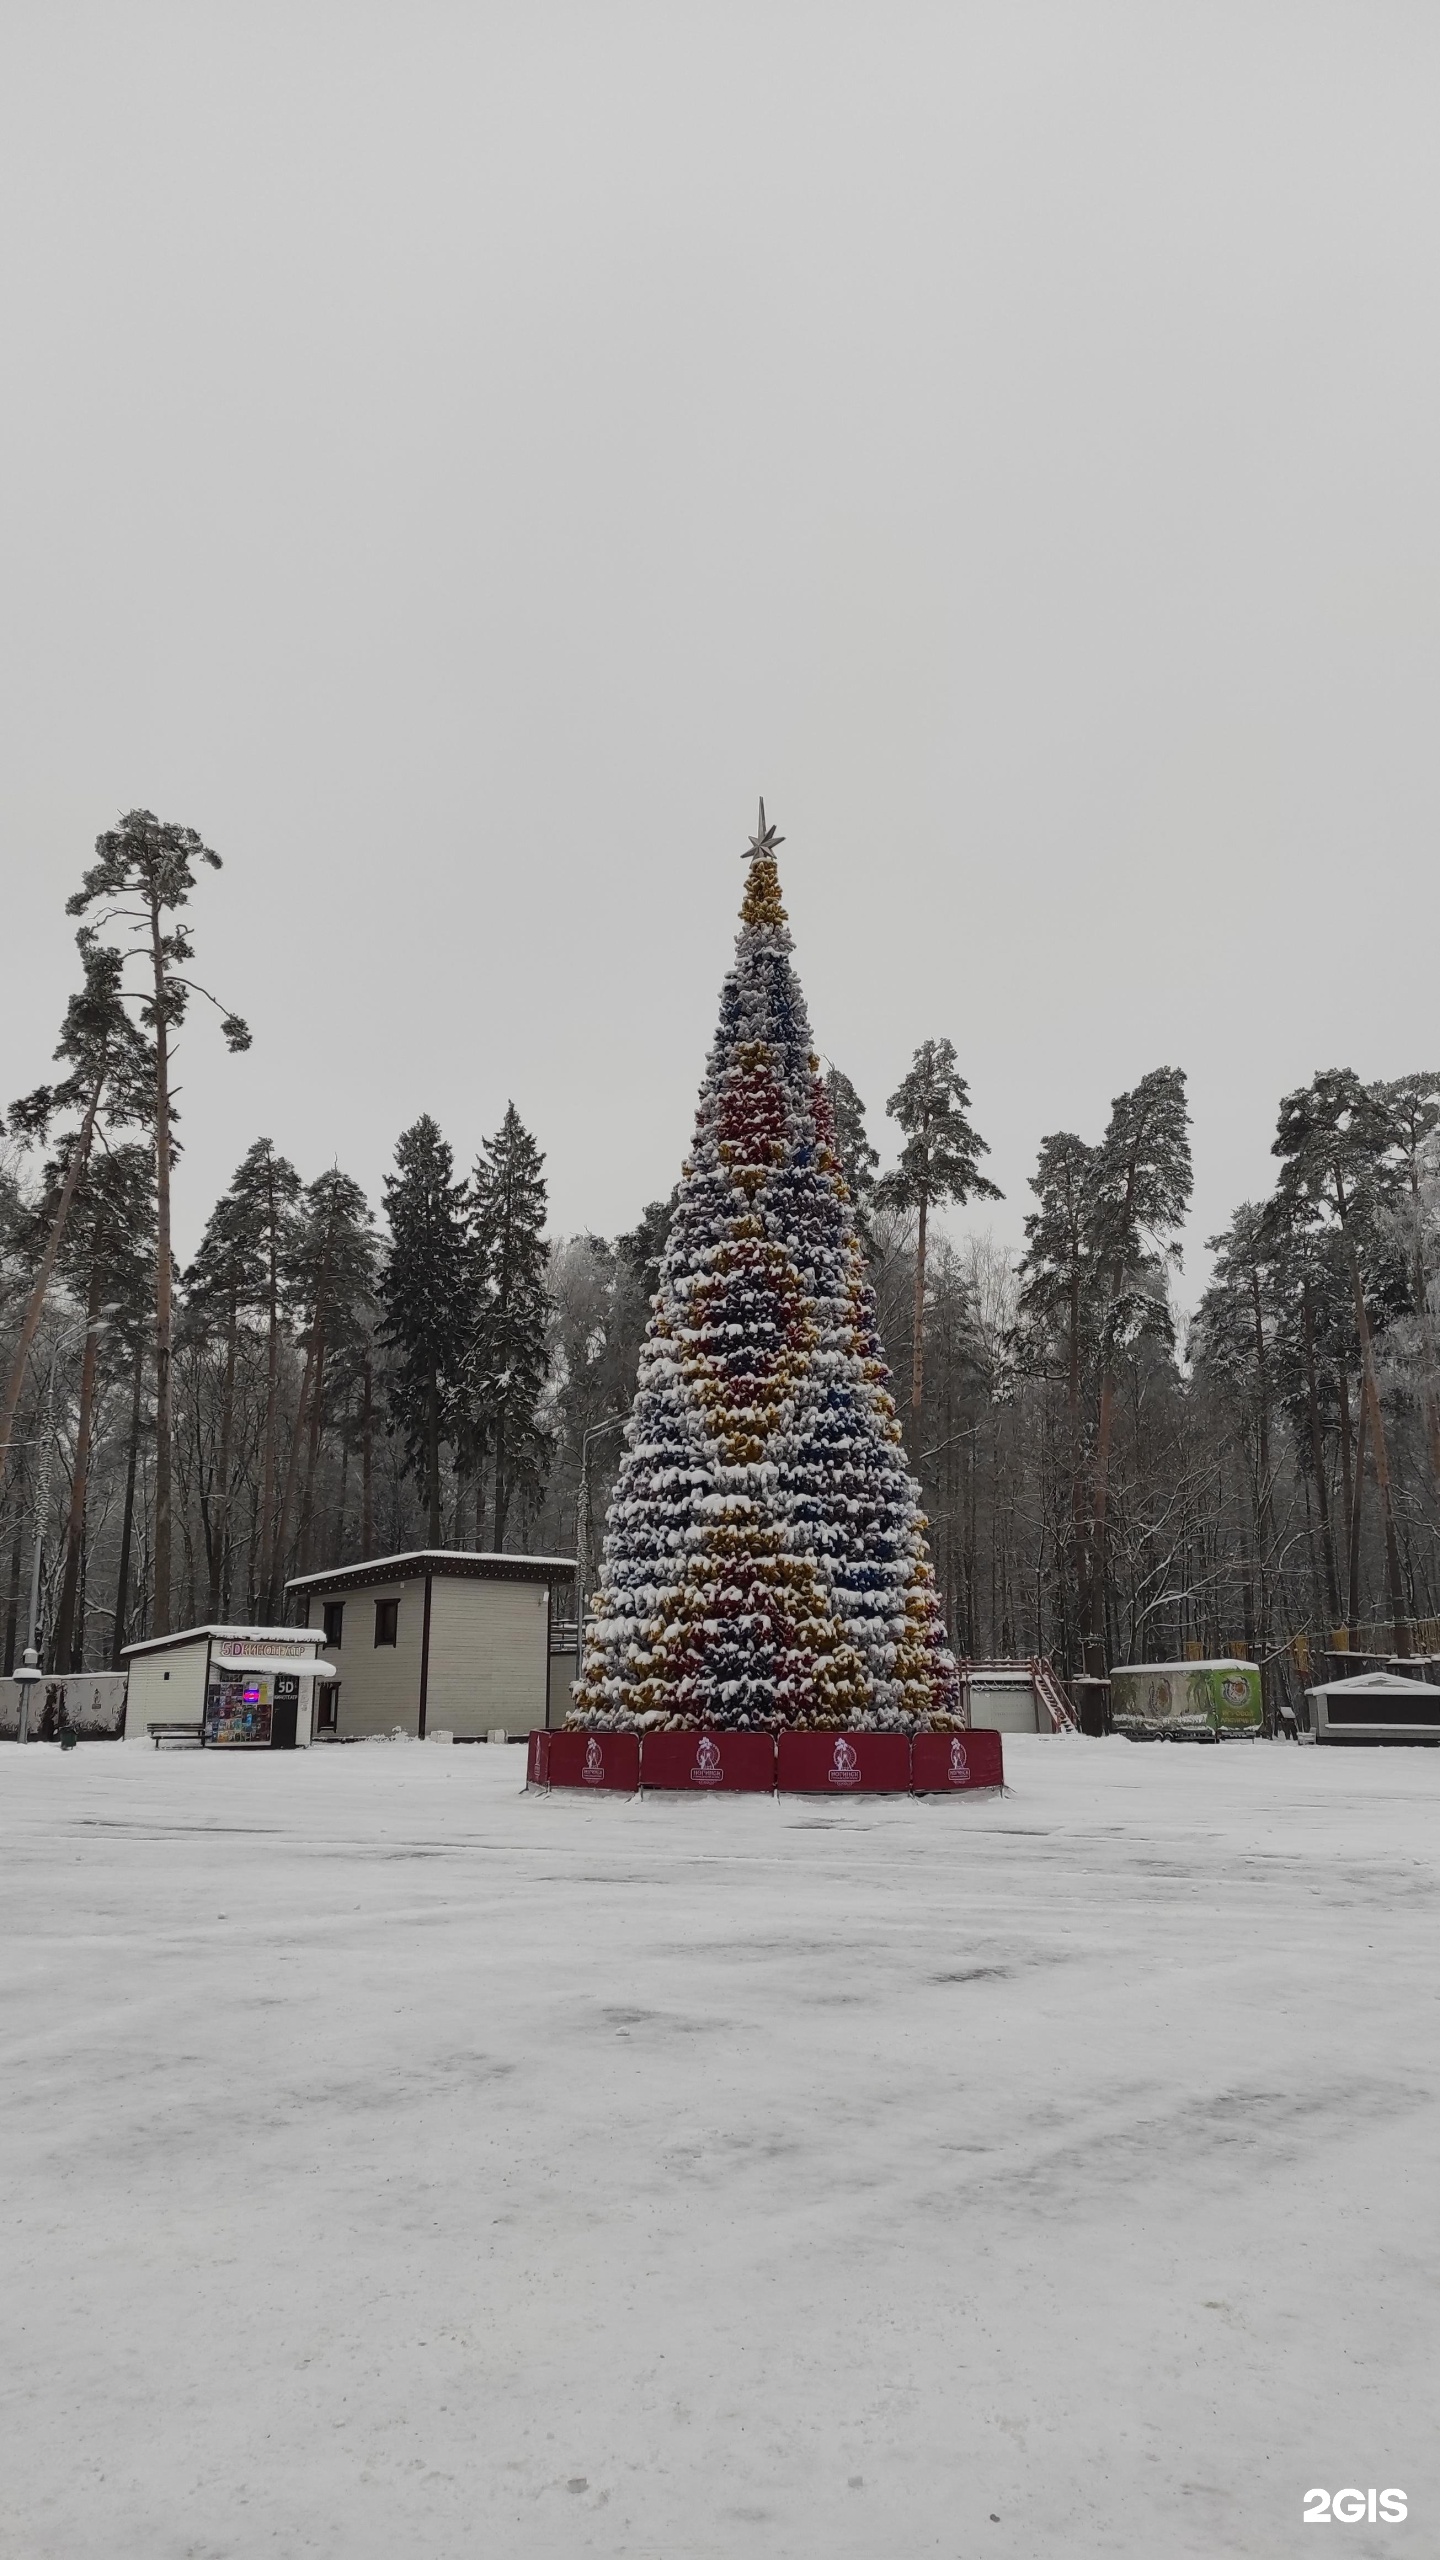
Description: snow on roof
xmin=285 ymin=1548 xmax=576 ymax=1593
xmin=1113 ymin=1660 xmax=1255 ymax=1676
xmin=212 ymin=1653 xmax=338 ymax=1678
xmin=1305 ymin=1670 xmax=1440 ymax=1699
xmin=121 ymin=1625 xmax=323 ymax=1658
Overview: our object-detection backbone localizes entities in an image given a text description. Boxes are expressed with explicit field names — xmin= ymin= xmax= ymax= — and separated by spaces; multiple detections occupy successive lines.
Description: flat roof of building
xmin=122 ymin=1625 xmax=325 ymax=1660
xmin=286 ymin=1549 xmax=576 ymax=1598
xmin=1305 ymin=1670 xmax=1440 ymax=1699
xmin=1112 ymin=1659 xmax=1255 ymax=1675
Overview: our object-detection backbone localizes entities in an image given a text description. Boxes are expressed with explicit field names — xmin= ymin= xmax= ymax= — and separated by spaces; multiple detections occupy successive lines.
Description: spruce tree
xmin=274 ymin=1170 xmax=377 ymax=1581
xmin=1085 ymin=1067 xmax=1192 ymax=1672
xmin=823 ymin=1067 xmax=880 ymax=1241
xmin=185 ymin=1158 xmax=264 ymax=1617
xmin=879 ymin=1038 xmax=1001 ymax=1425
xmin=208 ymin=1141 xmax=303 ymax=1614
xmin=1018 ymin=1131 xmax=1101 ymax=1661
xmin=470 ymin=1104 xmax=551 ymax=1550
xmin=380 ymin=1117 xmax=470 ymax=1545
xmin=574 ymin=807 xmax=960 ymax=1734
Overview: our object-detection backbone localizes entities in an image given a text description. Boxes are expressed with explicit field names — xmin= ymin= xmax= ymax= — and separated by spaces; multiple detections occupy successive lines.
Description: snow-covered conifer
xmin=572 ymin=810 xmax=959 ymax=1734
xmin=470 ymin=1103 xmax=551 ymax=1549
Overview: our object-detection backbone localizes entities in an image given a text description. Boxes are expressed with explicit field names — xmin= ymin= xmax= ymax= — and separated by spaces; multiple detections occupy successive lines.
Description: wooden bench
xmin=147 ymin=1722 xmax=203 ymax=1749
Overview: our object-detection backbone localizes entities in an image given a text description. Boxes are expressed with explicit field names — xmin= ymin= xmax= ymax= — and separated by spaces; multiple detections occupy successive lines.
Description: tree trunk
xmin=209 ymin=1286 xmax=238 ymax=1618
xmin=257 ymin=1169 xmax=282 ymax=1614
xmin=910 ymin=1195 xmax=928 ymax=1421
xmin=110 ymin=1339 xmax=144 ymax=1666
xmin=3 ymin=1494 xmax=23 ymax=1675
xmin=149 ymin=903 xmax=174 ymax=1636
xmin=1336 ymin=1356 xmax=1355 ymax=1590
xmin=1085 ymin=1365 xmax=1120 ymax=1677
xmin=1350 ymin=1258 xmax=1410 ymax=1653
xmin=1301 ymin=1285 xmax=1342 ymax=1624
xmin=75 ymin=1520 xmax=89 ymax=1675
xmin=494 ymin=1419 xmax=509 ymax=1552
xmin=272 ymin=1334 xmax=318 ymax=1608
xmin=52 ymin=1254 xmax=105 ymax=1670
xmin=1346 ymin=1383 xmax=1367 ymax=1639
xmin=1400 ymin=1158 xmax=1440 ymax=1490
xmin=426 ymin=1377 xmax=441 ymax=1545
xmin=361 ymin=1348 xmax=374 ymax=1553
xmin=296 ymin=1330 xmax=328 ymax=1575
xmin=0 ymin=1072 xmax=105 ymax=1499
xmin=1249 ymin=1264 xmax=1276 ymax=1669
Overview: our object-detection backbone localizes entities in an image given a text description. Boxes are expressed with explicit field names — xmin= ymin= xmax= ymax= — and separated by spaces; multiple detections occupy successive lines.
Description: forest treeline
xmin=6 ymin=810 xmax=1440 ymax=1712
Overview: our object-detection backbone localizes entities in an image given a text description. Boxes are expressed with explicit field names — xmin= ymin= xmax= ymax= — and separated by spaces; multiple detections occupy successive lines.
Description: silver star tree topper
xmin=744 ymin=798 xmax=784 ymax=861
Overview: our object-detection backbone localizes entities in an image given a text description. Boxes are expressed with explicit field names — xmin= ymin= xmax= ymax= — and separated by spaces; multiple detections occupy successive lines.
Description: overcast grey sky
xmin=4 ymin=3 xmax=1437 ymax=1295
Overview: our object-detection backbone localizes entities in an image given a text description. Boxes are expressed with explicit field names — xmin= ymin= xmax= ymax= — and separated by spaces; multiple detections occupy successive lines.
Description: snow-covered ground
xmin=3 ymin=1736 xmax=1437 ymax=2560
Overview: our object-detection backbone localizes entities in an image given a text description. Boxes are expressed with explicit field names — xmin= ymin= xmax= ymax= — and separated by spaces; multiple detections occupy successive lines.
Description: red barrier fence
xmin=640 ymin=1728 xmax=776 ymax=1790
xmin=530 ymin=1728 xmax=1005 ymax=1795
xmin=543 ymin=1729 xmax=641 ymax=1791
xmin=776 ymin=1730 xmax=912 ymax=1793
xmin=911 ymin=1727 xmax=1004 ymax=1793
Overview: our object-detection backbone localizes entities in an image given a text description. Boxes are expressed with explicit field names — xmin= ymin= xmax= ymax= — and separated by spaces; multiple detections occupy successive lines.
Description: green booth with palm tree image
xmin=1110 ymin=1659 xmax=1263 ymax=1740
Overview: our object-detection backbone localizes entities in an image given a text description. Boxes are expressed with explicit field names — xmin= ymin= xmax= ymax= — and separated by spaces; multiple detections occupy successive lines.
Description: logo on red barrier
xmin=829 ymin=1737 xmax=861 ymax=1788
xmin=547 ymin=1729 xmax=640 ymax=1790
xmin=692 ymin=1735 xmax=723 ymax=1784
xmin=911 ymin=1727 xmax=1003 ymax=1792
xmin=776 ymin=1729 xmax=911 ymax=1792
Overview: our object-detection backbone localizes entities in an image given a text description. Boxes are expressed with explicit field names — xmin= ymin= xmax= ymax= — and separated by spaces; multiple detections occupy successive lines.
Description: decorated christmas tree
xmin=572 ymin=807 xmax=961 ymax=1735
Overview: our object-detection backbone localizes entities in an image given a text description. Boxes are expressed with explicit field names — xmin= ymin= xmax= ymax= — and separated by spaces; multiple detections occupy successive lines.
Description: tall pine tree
xmin=470 ymin=1104 xmax=551 ymax=1550
xmin=380 ymin=1117 xmax=470 ymax=1545
xmin=574 ymin=807 xmax=960 ymax=1735
xmin=67 ymin=811 xmax=251 ymax=1631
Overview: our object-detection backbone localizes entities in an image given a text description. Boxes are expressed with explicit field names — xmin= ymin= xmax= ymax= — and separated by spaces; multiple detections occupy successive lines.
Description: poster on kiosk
xmin=205 ymin=1668 xmax=302 ymax=1747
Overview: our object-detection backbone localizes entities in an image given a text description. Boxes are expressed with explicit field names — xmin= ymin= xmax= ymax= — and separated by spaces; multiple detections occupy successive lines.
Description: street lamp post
xmin=575 ymin=1414 xmax=628 ymax=1667
xmin=12 ymin=1648 xmax=43 ymax=1746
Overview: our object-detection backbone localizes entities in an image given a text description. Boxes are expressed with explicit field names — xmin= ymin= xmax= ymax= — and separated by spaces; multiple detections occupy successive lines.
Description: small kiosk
xmin=1303 ymin=1670 xmax=1440 ymax=1745
xmin=122 ymin=1625 xmax=336 ymax=1748
xmin=1110 ymin=1658 xmax=1263 ymax=1741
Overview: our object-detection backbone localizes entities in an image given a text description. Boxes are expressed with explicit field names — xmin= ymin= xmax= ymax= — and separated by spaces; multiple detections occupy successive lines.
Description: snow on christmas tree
xmin=571 ymin=806 xmax=961 ymax=1736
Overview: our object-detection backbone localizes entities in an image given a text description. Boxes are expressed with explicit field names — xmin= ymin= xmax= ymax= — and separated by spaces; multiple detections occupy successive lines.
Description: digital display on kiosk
xmin=205 ymin=1675 xmax=274 ymax=1746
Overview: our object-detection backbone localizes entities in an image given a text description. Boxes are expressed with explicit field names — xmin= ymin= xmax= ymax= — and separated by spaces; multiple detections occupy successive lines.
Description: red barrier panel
xmin=526 ymin=1730 xmax=551 ymax=1788
xmin=546 ymin=1730 xmax=640 ymax=1791
xmin=911 ymin=1728 xmax=1004 ymax=1793
xmin=641 ymin=1728 xmax=776 ymax=1791
xmin=776 ymin=1730 xmax=912 ymax=1793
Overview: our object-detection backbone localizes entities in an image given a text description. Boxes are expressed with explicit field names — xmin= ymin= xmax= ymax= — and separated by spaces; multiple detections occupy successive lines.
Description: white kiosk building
xmin=123 ymin=1625 xmax=336 ymax=1747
